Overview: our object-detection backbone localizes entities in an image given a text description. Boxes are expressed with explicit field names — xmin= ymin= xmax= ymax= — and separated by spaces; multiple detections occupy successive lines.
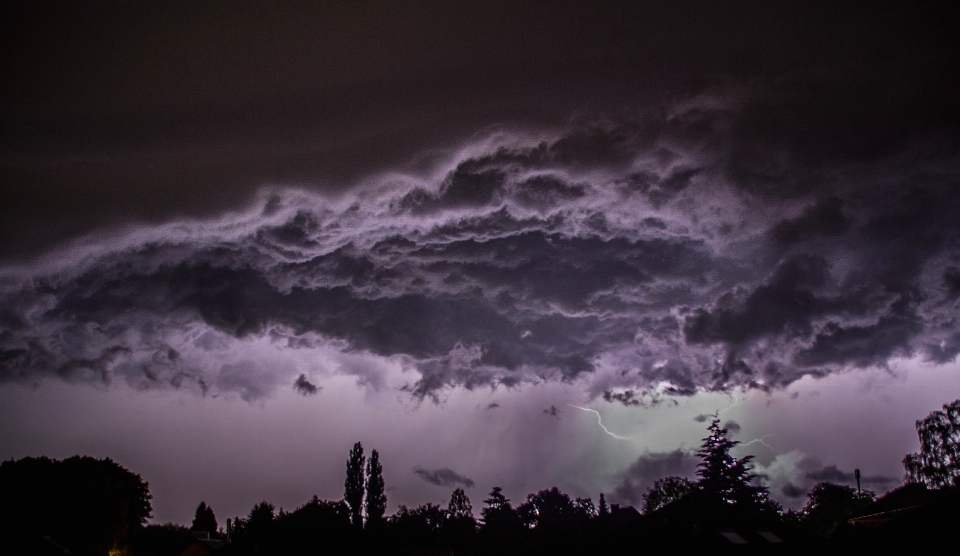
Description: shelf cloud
xmin=1 ymin=103 xmax=959 ymax=403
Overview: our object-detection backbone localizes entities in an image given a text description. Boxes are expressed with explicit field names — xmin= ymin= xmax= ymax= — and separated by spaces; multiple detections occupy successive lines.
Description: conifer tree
xmin=448 ymin=487 xmax=474 ymax=520
xmin=191 ymin=501 xmax=218 ymax=533
xmin=598 ymin=492 xmax=608 ymax=516
xmin=365 ymin=449 xmax=386 ymax=527
xmin=479 ymin=486 xmax=523 ymax=551
xmin=695 ymin=415 xmax=768 ymax=508
xmin=344 ymin=442 xmax=366 ymax=528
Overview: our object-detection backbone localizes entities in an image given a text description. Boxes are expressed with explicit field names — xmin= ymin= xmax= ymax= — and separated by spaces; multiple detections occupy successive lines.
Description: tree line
xmin=3 ymin=398 xmax=960 ymax=554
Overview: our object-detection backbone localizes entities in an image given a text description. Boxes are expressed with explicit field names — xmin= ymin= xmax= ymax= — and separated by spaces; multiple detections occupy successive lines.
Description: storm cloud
xmin=2 ymin=2 xmax=959 ymax=403
xmin=805 ymin=464 xmax=898 ymax=490
xmin=293 ymin=374 xmax=319 ymax=396
xmin=613 ymin=449 xmax=698 ymax=506
xmin=1 ymin=103 xmax=959 ymax=402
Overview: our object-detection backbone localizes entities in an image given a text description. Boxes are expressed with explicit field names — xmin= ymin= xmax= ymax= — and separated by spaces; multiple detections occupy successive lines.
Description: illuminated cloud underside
xmin=1 ymin=104 xmax=959 ymax=404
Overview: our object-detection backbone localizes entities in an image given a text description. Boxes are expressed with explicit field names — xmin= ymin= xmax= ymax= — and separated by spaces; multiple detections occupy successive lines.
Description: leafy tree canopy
xmin=642 ymin=476 xmax=695 ymax=514
xmin=903 ymin=398 xmax=960 ymax=488
xmin=0 ymin=455 xmax=152 ymax=553
xmin=248 ymin=500 xmax=276 ymax=532
xmin=800 ymin=482 xmax=874 ymax=537
xmin=120 ymin=523 xmax=193 ymax=556
xmin=517 ymin=487 xmax=595 ymax=530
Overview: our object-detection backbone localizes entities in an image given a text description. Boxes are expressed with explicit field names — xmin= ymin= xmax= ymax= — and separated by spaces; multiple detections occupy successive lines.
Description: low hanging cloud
xmin=805 ymin=464 xmax=898 ymax=490
xmin=754 ymin=452 xmax=901 ymax=506
xmin=722 ymin=420 xmax=742 ymax=434
xmin=603 ymin=390 xmax=641 ymax=407
xmin=781 ymin=483 xmax=807 ymax=499
xmin=612 ymin=449 xmax=698 ymax=506
xmin=1 ymin=88 xmax=959 ymax=402
xmin=413 ymin=467 xmax=475 ymax=488
xmin=293 ymin=374 xmax=319 ymax=396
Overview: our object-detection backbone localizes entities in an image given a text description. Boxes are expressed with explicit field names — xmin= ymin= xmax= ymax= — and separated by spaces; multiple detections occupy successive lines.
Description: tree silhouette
xmin=248 ymin=501 xmax=276 ymax=531
xmin=389 ymin=503 xmax=447 ymax=550
xmin=448 ymin=487 xmax=474 ymax=520
xmin=517 ymin=487 xmax=595 ymax=529
xmin=517 ymin=487 xmax=594 ymax=554
xmin=344 ymin=442 xmax=366 ymax=529
xmin=642 ymin=476 xmax=694 ymax=514
xmin=446 ymin=488 xmax=477 ymax=552
xmin=365 ymin=449 xmax=386 ymax=528
xmin=121 ymin=523 xmax=194 ymax=556
xmin=0 ymin=455 xmax=152 ymax=553
xmin=903 ymin=398 xmax=960 ymax=488
xmin=481 ymin=486 xmax=511 ymax=519
xmin=270 ymin=496 xmax=352 ymax=554
xmin=479 ymin=486 xmax=523 ymax=553
xmin=480 ymin=486 xmax=516 ymax=530
xmin=799 ymin=482 xmax=875 ymax=537
xmin=190 ymin=501 xmax=217 ymax=533
xmin=598 ymin=492 xmax=608 ymax=516
xmin=695 ymin=415 xmax=768 ymax=508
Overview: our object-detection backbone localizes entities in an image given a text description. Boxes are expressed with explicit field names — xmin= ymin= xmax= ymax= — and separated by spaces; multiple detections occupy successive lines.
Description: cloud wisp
xmin=413 ymin=467 xmax=475 ymax=488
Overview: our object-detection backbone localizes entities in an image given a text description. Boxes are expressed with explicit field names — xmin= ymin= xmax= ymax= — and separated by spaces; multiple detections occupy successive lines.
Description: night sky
xmin=2 ymin=1 xmax=960 ymax=525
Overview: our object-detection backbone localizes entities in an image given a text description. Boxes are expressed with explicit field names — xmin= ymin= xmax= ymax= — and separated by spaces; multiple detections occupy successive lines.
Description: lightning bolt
xmin=738 ymin=434 xmax=782 ymax=454
xmin=717 ymin=393 xmax=747 ymax=415
xmin=568 ymin=405 xmax=636 ymax=440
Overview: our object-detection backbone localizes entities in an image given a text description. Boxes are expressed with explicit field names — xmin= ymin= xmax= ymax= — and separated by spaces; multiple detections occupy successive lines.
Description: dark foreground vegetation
xmin=4 ymin=399 xmax=960 ymax=555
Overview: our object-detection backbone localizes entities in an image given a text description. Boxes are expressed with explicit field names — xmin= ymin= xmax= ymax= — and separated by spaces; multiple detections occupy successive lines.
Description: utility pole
xmin=854 ymin=468 xmax=861 ymax=496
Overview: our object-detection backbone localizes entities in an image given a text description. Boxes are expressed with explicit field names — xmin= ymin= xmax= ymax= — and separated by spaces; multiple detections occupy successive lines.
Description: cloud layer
xmin=1 ymin=94 xmax=959 ymax=402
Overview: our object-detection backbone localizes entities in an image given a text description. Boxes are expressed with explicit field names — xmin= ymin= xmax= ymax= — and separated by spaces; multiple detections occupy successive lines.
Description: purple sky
xmin=2 ymin=1 xmax=960 ymax=525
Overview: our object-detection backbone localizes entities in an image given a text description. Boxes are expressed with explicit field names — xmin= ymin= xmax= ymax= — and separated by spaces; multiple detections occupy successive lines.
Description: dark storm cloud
xmin=768 ymin=197 xmax=850 ymax=247
xmin=781 ymin=483 xmax=806 ymax=499
xmin=4 ymin=1 xmax=957 ymax=258
xmin=1 ymin=106 xmax=959 ymax=401
xmin=944 ymin=267 xmax=960 ymax=301
xmin=613 ymin=450 xmax=698 ymax=506
xmin=2 ymin=2 xmax=959 ymax=401
xmin=722 ymin=421 xmax=741 ymax=434
xmin=804 ymin=465 xmax=898 ymax=490
xmin=603 ymin=390 xmax=640 ymax=407
xmin=413 ymin=467 xmax=475 ymax=488
xmin=293 ymin=374 xmax=319 ymax=396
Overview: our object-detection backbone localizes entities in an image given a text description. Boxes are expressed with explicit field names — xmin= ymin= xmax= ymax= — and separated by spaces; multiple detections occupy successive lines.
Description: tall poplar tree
xmin=344 ymin=442 xmax=365 ymax=528
xmin=365 ymin=449 xmax=386 ymax=527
